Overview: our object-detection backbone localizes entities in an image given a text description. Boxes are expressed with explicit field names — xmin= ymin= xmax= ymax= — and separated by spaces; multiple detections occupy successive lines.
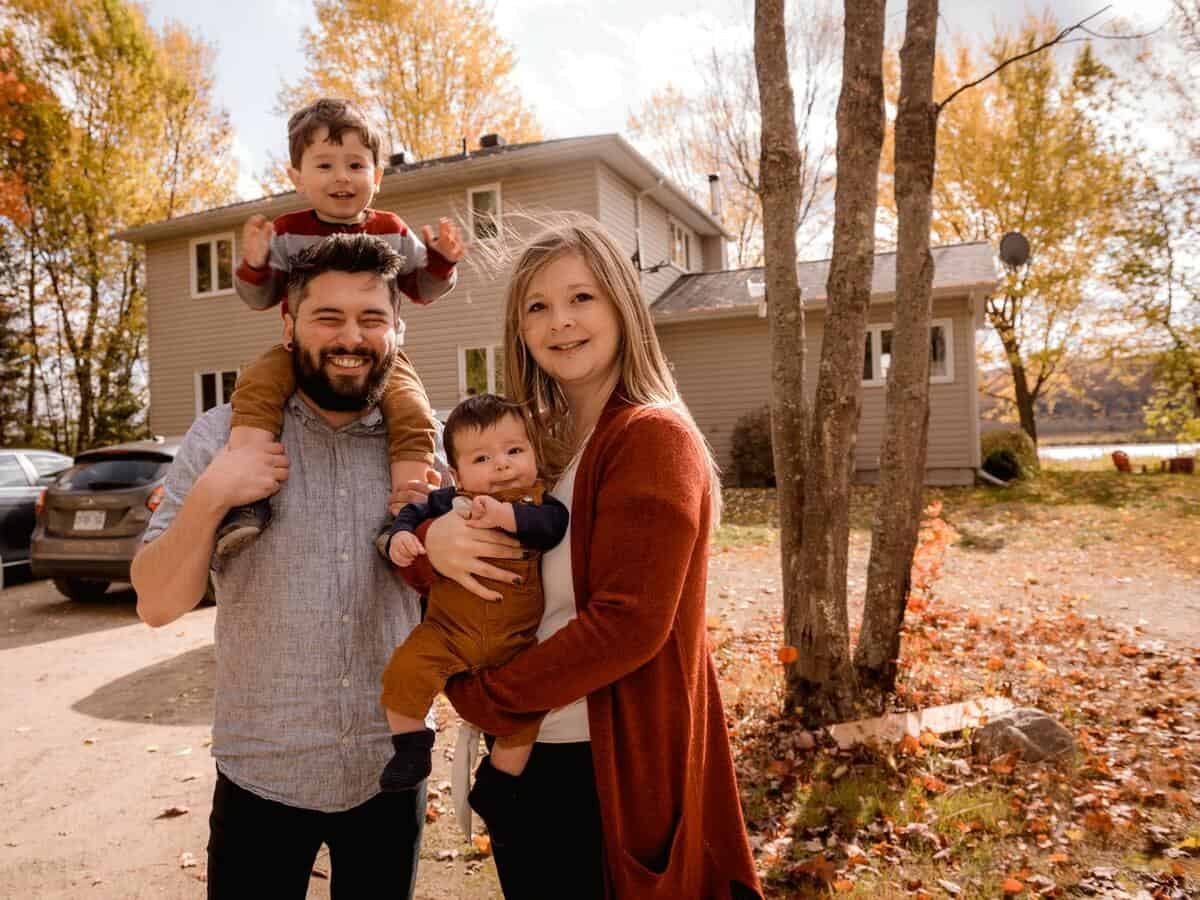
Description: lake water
xmin=1039 ymin=442 xmax=1200 ymax=461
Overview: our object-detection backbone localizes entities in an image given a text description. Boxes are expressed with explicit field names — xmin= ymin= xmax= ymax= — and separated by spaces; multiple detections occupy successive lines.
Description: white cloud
xmin=230 ymin=134 xmax=262 ymax=201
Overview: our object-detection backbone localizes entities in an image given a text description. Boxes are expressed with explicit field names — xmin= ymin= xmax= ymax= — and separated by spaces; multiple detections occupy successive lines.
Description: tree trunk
xmin=793 ymin=0 xmax=887 ymax=728
xmin=855 ymin=0 xmax=939 ymax=712
xmin=753 ymin=0 xmax=808 ymax=709
xmin=995 ymin=318 xmax=1039 ymax=444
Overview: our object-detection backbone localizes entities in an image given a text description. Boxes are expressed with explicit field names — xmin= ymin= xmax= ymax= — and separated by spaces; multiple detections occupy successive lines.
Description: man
xmin=133 ymin=233 xmax=438 ymax=898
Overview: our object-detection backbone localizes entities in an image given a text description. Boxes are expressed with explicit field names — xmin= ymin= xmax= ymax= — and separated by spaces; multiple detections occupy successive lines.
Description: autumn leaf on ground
xmin=472 ymin=834 xmax=492 ymax=856
xmin=777 ymin=646 xmax=799 ymax=664
xmin=156 ymin=805 xmax=189 ymax=819
xmin=1001 ymin=877 xmax=1024 ymax=894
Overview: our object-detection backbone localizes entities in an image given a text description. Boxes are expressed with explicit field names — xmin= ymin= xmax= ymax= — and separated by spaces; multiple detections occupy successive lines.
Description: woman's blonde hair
xmin=501 ymin=214 xmax=722 ymax=519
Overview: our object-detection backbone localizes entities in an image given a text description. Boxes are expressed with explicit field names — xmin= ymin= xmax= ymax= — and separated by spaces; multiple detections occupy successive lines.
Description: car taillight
xmin=146 ymin=485 xmax=164 ymax=512
xmin=35 ymin=489 xmax=46 ymax=517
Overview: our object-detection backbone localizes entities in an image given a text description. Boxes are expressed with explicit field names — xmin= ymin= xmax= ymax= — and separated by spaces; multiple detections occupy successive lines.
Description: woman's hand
xmin=424 ymin=510 xmax=523 ymax=601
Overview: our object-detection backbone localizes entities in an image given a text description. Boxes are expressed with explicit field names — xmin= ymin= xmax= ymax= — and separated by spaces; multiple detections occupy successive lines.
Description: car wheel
xmin=53 ymin=577 xmax=111 ymax=602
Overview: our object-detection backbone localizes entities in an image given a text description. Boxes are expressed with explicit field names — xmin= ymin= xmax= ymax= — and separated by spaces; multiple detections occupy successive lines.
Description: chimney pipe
xmin=707 ymin=173 xmax=723 ymax=221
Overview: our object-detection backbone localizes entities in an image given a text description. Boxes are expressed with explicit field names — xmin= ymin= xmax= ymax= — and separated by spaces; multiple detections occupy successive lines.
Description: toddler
xmin=219 ymin=97 xmax=462 ymax=556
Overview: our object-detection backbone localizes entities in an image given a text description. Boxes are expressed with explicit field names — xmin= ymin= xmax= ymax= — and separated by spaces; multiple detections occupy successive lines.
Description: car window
xmin=57 ymin=457 xmax=169 ymax=490
xmin=0 ymin=455 xmax=30 ymax=487
xmin=28 ymin=453 xmax=71 ymax=476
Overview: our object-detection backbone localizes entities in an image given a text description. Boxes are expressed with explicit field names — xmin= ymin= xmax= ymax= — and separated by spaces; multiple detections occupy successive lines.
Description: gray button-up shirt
xmin=144 ymin=395 xmax=439 ymax=812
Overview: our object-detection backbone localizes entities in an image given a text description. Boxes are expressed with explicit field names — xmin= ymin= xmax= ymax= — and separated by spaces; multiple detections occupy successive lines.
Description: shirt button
xmin=338 ymin=489 xmax=347 ymax=497
xmin=342 ymin=614 xmax=351 ymax=624
xmin=342 ymin=677 xmax=350 ymax=688
xmin=341 ymin=736 xmax=350 ymax=745
xmin=340 ymin=552 xmax=349 ymax=561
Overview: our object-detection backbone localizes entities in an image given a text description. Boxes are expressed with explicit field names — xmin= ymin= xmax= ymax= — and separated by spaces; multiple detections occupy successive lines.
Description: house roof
xmin=650 ymin=241 xmax=998 ymax=322
xmin=116 ymin=133 xmax=731 ymax=244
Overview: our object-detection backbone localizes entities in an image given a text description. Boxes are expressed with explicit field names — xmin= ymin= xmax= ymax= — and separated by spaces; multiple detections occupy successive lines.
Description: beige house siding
xmin=144 ymin=161 xmax=600 ymax=434
xmin=656 ymin=295 xmax=979 ymax=484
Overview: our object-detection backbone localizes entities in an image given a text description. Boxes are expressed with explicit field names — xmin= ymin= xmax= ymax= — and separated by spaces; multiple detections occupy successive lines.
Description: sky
xmin=138 ymin=0 xmax=1179 ymax=200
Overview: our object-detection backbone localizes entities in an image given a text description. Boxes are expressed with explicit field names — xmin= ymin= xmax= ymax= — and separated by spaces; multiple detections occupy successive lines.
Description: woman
xmin=413 ymin=217 xmax=762 ymax=898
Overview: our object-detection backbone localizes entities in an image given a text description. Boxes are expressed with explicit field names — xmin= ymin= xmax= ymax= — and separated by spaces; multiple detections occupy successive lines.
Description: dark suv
xmin=1 ymin=449 xmax=73 ymax=589
xmin=31 ymin=437 xmax=181 ymax=601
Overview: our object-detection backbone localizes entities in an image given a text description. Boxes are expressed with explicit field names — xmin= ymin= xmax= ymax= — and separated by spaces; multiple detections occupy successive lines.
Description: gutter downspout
xmin=633 ymin=178 xmax=664 ymax=283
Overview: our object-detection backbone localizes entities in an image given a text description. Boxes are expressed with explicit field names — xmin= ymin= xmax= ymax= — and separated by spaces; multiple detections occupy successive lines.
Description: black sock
xmin=379 ymin=728 xmax=435 ymax=792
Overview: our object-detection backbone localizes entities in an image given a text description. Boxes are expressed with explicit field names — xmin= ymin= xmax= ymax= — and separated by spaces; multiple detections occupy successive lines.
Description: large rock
xmin=973 ymin=707 xmax=1076 ymax=763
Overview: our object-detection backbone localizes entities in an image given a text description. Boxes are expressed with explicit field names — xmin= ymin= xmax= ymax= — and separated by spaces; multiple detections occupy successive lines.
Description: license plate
xmin=73 ymin=510 xmax=106 ymax=531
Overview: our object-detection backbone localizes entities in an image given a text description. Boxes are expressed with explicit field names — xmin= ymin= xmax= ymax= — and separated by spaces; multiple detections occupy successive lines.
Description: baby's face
xmin=450 ymin=414 xmax=539 ymax=495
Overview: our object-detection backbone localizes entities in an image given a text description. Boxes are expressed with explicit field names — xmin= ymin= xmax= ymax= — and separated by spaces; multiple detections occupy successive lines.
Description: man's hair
xmin=286 ymin=234 xmax=403 ymax=313
xmin=443 ymin=394 xmax=532 ymax=470
xmin=287 ymin=98 xmax=384 ymax=168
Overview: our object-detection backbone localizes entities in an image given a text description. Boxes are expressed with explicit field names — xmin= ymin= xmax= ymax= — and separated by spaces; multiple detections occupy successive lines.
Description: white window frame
xmin=457 ymin=345 xmax=503 ymax=397
xmin=190 ymin=232 xmax=237 ymax=299
xmin=667 ymin=217 xmax=696 ymax=272
xmin=862 ymin=318 xmax=955 ymax=387
xmin=194 ymin=368 xmax=240 ymax=416
xmin=466 ymin=183 xmax=502 ymax=242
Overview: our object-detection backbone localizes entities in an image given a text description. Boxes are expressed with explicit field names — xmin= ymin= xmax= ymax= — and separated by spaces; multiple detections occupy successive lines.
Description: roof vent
xmin=389 ymin=150 xmax=414 ymax=167
xmin=479 ymin=134 xmax=506 ymax=149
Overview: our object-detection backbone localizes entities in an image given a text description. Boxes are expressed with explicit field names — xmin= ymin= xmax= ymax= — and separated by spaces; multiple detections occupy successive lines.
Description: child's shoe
xmin=380 ymin=728 xmax=436 ymax=792
xmin=214 ymin=498 xmax=271 ymax=559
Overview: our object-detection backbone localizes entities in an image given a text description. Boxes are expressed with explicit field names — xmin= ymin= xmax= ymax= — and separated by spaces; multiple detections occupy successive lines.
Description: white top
xmin=533 ymin=447 xmax=591 ymax=743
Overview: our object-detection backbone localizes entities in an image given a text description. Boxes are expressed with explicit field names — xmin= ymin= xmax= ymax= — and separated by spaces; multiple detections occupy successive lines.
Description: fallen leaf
xmin=156 ymin=805 xmax=190 ymax=819
xmin=833 ymin=879 xmax=855 ymax=893
xmin=937 ymin=880 xmax=962 ymax=896
xmin=179 ymin=851 xmax=197 ymax=869
xmin=777 ymin=646 xmax=799 ymax=664
xmin=986 ymin=656 xmax=1006 ymax=672
xmin=1001 ymin=877 xmax=1023 ymax=894
xmin=471 ymin=834 xmax=491 ymax=856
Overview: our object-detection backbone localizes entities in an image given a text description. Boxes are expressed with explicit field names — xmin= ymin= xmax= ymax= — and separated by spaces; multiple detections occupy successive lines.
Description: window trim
xmin=466 ymin=183 xmax=502 ymax=243
xmin=190 ymin=232 xmax=237 ymax=299
xmin=457 ymin=344 xmax=503 ymax=397
xmin=862 ymin=317 xmax=955 ymax=387
xmin=194 ymin=368 xmax=240 ymax=416
xmin=667 ymin=216 xmax=696 ymax=272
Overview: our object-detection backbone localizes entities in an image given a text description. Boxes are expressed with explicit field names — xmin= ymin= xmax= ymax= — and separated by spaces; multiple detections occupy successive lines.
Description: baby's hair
xmin=287 ymin=98 xmax=384 ymax=168
xmin=443 ymin=394 xmax=532 ymax=470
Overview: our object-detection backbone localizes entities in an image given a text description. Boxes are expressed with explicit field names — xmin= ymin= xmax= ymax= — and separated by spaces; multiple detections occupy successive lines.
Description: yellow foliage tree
xmin=279 ymin=0 xmax=541 ymax=162
xmin=879 ymin=13 xmax=1136 ymax=442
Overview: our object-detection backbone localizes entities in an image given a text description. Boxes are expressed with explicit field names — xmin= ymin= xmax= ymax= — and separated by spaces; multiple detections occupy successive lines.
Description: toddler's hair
xmin=443 ymin=394 xmax=531 ymax=469
xmin=287 ymin=98 xmax=384 ymax=168
xmin=286 ymin=233 xmax=403 ymax=313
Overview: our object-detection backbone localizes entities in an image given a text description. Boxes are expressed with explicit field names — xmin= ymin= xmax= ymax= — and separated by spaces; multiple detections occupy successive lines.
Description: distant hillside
xmin=979 ymin=356 xmax=1164 ymax=442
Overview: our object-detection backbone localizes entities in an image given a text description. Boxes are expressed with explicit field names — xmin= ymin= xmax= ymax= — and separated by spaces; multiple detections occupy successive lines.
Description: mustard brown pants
xmin=381 ymin=554 xmax=545 ymax=748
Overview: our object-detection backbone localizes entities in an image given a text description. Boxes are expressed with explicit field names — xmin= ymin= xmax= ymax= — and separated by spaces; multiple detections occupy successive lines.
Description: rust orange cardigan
xmin=408 ymin=393 xmax=762 ymax=899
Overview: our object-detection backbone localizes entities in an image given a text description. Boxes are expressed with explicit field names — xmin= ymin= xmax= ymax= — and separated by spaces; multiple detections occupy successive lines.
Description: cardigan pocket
xmin=620 ymin=811 xmax=690 ymax=891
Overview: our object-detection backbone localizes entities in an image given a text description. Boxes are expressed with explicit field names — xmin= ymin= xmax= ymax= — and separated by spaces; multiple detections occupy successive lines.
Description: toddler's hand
xmin=466 ymin=495 xmax=514 ymax=532
xmin=388 ymin=531 xmax=426 ymax=568
xmin=242 ymin=215 xmax=275 ymax=269
xmin=423 ymin=218 xmax=465 ymax=263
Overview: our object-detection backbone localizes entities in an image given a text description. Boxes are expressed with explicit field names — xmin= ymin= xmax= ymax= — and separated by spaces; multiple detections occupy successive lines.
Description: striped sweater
xmin=234 ymin=209 xmax=457 ymax=324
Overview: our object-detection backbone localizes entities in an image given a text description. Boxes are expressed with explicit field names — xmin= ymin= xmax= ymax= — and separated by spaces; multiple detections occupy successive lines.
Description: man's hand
xmin=424 ymin=511 xmax=522 ymax=601
xmin=390 ymin=467 xmax=442 ymax=512
xmin=423 ymin=217 xmax=465 ymax=263
xmin=387 ymin=531 xmax=425 ymax=568
xmin=467 ymin=495 xmax=516 ymax=533
xmin=196 ymin=443 xmax=289 ymax=513
xmin=242 ymin=215 xmax=275 ymax=269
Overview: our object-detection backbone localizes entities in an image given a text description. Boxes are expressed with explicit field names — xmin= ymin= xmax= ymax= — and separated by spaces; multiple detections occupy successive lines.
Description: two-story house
xmin=119 ymin=133 xmax=996 ymax=484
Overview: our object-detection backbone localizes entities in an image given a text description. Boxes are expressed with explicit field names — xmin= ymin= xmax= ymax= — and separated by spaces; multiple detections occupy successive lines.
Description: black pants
xmin=476 ymin=740 xmax=606 ymax=900
xmin=206 ymin=769 xmax=425 ymax=899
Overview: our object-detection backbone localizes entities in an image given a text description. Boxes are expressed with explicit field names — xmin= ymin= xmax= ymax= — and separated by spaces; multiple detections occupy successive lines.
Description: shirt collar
xmin=286 ymin=393 xmax=384 ymax=435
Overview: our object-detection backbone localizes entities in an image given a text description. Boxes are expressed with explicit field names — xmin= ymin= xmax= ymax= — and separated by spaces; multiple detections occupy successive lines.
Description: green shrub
xmin=980 ymin=427 xmax=1039 ymax=480
xmin=730 ymin=406 xmax=776 ymax=487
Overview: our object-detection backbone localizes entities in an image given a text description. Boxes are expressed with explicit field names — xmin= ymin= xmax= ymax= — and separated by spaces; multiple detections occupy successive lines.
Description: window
xmin=195 ymin=369 xmax=239 ymax=414
xmin=27 ymin=453 xmax=70 ymax=477
xmin=0 ymin=455 xmax=29 ymax=487
xmin=58 ymin=457 xmax=169 ymax=490
xmin=191 ymin=233 xmax=236 ymax=298
xmin=668 ymin=218 xmax=695 ymax=271
xmin=459 ymin=346 xmax=504 ymax=397
xmin=863 ymin=319 xmax=954 ymax=386
xmin=467 ymin=184 xmax=501 ymax=241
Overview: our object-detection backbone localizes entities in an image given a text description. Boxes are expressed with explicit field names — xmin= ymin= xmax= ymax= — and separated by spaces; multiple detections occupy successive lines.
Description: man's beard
xmin=291 ymin=336 xmax=394 ymax=413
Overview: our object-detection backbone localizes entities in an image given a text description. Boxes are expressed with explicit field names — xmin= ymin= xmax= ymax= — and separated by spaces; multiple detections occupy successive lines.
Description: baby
xmin=377 ymin=394 xmax=568 ymax=791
